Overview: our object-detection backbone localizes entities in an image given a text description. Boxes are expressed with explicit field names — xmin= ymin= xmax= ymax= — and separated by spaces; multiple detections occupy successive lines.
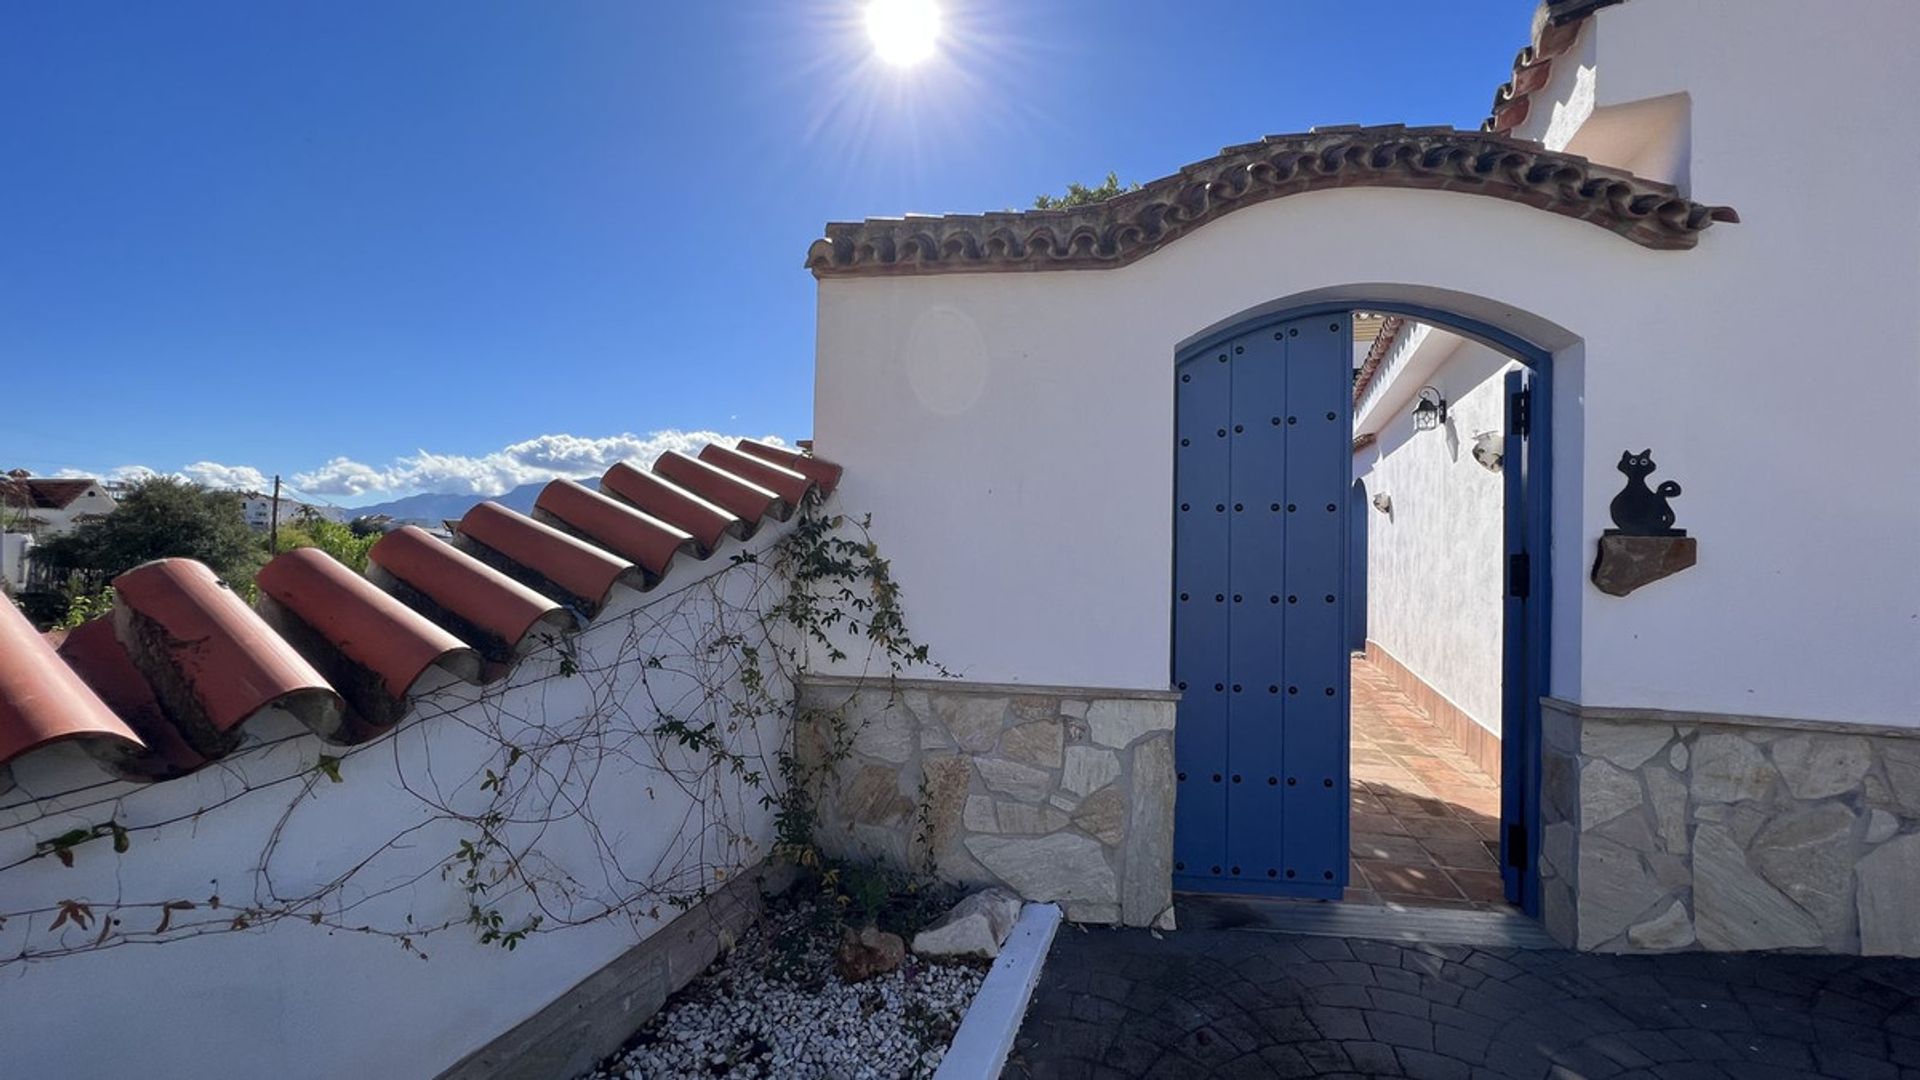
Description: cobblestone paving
xmin=1002 ymin=925 xmax=1920 ymax=1079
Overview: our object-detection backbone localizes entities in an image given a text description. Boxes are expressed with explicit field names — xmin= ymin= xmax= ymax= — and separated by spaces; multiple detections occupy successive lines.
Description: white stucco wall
xmin=0 ymin=535 xmax=796 ymax=1080
xmin=1353 ymin=334 xmax=1517 ymax=734
xmin=0 ymin=534 xmax=28 ymax=589
xmin=812 ymin=3 xmax=1920 ymax=727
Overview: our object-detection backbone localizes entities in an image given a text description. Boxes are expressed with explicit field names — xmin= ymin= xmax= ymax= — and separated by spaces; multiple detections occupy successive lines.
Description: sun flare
xmin=865 ymin=0 xmax=941 ymax=67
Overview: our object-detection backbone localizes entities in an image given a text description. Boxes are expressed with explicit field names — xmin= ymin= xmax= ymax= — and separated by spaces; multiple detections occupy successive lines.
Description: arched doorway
xmin=1172 ymin=298 xmax=1554 ymax=916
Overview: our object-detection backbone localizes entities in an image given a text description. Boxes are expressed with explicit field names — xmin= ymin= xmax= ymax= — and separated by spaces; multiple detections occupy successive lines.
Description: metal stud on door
xmin=1172 ymin=314 xmax=1351 ymax=898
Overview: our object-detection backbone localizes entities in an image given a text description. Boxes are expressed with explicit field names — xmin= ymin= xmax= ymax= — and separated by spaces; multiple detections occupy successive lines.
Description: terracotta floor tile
xmin=1350 ymin=812 xmax=1411 ymax=837
xmin=1355 ymin=859 xmax=1465 ymax=900
xmin=1421 ymin=838 xmax=1501 ymax=871
xmin=1398 ymin=816 xmax=1484 ymax=841
xmin=1342 ymin=655 xmax=1516 ymax=913
xmin=1351 ymin=833 xmax=1433 ymax=865
xmin=1451 ymin=869 xmax=1510 ymax=903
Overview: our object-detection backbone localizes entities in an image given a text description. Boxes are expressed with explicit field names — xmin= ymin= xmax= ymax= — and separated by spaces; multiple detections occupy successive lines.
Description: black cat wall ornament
xmin=1605 ymin=449 xmax=1685 ymax=537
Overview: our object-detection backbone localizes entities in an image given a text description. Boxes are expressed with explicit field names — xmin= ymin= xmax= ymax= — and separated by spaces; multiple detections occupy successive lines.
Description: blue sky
xmin=0 ymin=1 xmax=1534 ymax=506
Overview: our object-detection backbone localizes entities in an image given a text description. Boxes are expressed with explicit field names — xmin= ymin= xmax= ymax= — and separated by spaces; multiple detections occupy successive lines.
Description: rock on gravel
xmin=911 ymin=888 xmax=1022 ymax=960
xmin=835 ymin=925 xmax=907 ymax=983
xmin=581 ymin=898 xmax=987 ymax=1080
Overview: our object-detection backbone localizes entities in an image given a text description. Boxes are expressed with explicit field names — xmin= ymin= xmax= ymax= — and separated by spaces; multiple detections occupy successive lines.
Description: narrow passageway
xmin=1348 ymin=656 xmax=1509 ymax=910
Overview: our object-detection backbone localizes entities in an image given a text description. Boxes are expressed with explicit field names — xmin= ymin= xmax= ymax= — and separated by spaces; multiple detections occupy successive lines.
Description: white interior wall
xmin=814 ymin=0 xmax=1920 ymax=727
xmin=1354 ymin=334 xmax=1517 ymax=734
xmin=0 ymin=536 xmax=794 ymax=1080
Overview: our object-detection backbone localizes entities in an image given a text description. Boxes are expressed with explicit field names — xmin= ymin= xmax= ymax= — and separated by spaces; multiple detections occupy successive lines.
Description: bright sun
xmin=865 ymin=0 xmax=941 ymax=67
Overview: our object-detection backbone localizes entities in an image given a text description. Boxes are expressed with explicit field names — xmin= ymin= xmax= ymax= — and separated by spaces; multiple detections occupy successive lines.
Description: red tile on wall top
xmin=598 ymin=461 xmax=742 ymax=554
xmin=735 ymin=439 xmax=842 ymax=495
xmin=457 ymin=501 xmax=641 ymax=615
xmin=256 ymin=547 xmax=481 ymax=701
xmin=532 ymin=479 xmax=693 ymax=579
xmin=652 ymin=451 xmax=784 ymax=526
xmin=0 ymin=601 xmax=143 ymax=767
xmin=112 ymin=558 xmax=343 ymax=751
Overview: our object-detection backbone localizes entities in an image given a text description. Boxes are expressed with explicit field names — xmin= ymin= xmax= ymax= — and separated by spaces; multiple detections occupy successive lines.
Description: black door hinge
xmin=1509 ymin=388 xmax=1531 ymax=437
xmin=1509 ymin=552 xmax=1530 ymax=598
xmin=1506 ymin=823 xmax=1528 ymax=868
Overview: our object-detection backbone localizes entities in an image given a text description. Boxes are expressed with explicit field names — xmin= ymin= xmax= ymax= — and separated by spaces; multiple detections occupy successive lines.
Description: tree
xmin=36 ymin=477 xmax=262 ymax=586
xmin=1032 ymin=171 xmax=1140 ymax=210
xmin=272 ymin=509 xmax=377 ymax=573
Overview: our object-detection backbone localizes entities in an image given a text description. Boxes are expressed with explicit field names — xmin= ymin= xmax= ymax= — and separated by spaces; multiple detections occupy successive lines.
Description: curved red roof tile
xmin=0 ymin=601 xmax=143 ymax=768
xmin=367 ymin=526 xmax=574 ymax=667
xmin=112 ymin=559 xmax=343 ymax=756
xmin=532 ymin=479 xmax=693 ymax=580
xmin=456 ymin=501 xmax=643 ymax=616
xmin=57 ymin=619 xmax=207 ymax=780
xmin=735 ymin=439 xmax=842 ymax=495
xmin=699 ymin=443 xmax=814 ymax=506
xmin=653 ymin=451 xmax=786 ymax=527
xmin=256 ymin=548 xmax=481 ymax=737
xmin=598 ymin=461 xmax=744 ymax=555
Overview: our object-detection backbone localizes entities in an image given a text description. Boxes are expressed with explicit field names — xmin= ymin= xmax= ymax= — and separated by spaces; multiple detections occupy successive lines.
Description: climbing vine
xmin=0 ymin=500 xmax=935 ymax=965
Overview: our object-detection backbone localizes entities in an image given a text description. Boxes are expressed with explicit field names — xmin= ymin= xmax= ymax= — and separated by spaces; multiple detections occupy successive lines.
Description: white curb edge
xmin=933 ymin=902 xmax=1063 ymax=1080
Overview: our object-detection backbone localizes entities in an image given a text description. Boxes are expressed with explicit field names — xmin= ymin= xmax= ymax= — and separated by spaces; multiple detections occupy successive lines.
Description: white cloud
xmin=40 ymin=430 xmax=786 ymax=504
xmin=179 ymin=461 xmax=272 ymax=492
xmin=292 ymin=430 xmax=781 ymax=498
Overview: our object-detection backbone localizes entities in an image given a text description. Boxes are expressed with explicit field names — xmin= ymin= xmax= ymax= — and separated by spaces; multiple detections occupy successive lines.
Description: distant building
xmin=1 ymin=470 xmax=118 ymax=590
xmin=236 ymin=490 xmax=345 ymax=531
xmin=0 ymin=471 xmax=117 ymax=540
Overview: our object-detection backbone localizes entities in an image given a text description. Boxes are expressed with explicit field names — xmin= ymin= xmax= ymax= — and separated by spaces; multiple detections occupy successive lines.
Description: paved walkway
xmin=1002 ymin=925 xmax=1920 ymax=1079
xmin=1349 ymin=658 xmax=1506 ymax=911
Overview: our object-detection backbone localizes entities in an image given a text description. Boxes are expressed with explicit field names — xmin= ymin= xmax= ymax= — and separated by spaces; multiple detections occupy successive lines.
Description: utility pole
xmin=269 ymin=474 xmax=281 ymax=553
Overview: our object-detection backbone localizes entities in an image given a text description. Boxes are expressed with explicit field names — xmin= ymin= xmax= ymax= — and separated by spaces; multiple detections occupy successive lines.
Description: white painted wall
xmin=1353 ymin=333 xmax=1516 ymax=735
xmin=0 ymin=533 xmax=28 ymax=589
xmin=0 ymin=532 xmax=799 ymax=1080
xmin=812 ymin=1 xmax=1920 ymax=726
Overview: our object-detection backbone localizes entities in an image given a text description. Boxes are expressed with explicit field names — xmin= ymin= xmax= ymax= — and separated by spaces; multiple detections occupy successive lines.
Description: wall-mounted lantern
xmin=1371 ymin=493 xmax=1392 ymax=515
xmin=1411 ymin=387 xmax=1448 ymax=432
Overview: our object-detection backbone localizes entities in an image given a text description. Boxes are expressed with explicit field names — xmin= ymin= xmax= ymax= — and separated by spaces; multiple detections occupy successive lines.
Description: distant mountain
xmin=350 ymin=477 xmax=598 ymax=524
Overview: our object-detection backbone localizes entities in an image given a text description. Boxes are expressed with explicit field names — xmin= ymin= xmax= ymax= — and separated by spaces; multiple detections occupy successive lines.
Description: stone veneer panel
xmin=797 ymin=676 xmax=1178 ymax=927
xmin=1541 ymin=698 xmax=1920 ymax=956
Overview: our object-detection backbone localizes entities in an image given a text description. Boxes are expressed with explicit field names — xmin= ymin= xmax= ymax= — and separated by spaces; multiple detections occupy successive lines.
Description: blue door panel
xmin=1279 ymin=315 xmax=1350 ymax=892
xmin=1173 ymin=345 xmax=1231 ymax=883
xmin=1174 ymin=314 xmax=1350 ymax=899
xmin=1226 ymin=330 xmax=1288 ymax=883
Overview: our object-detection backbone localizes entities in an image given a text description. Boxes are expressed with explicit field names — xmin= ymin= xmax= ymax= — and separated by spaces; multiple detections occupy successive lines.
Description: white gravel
xmin=582 ymin=899 xmax=988 ymax=1080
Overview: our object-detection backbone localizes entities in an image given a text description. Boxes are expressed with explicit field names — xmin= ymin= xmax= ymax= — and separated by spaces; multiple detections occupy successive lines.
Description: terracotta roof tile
xmin=455 ymin=501 xmax=643 ymax=617
xmin=807 ymin=123 xmax=1736 ymax=274
xmin=0 ymin=601 xmax=143 ymax=767
xmin=1351 ymin=315 xmax=1409 ymax=405
xmin=737 ymin=438 xmax=842 ymax=495
xmin=599 ymin=461 xmax=745 ymax=555
xmin=0 ymin=439 xmax=842 ymax=792
xmin=255 ymin=547 xmax=481 ymax=738
xmin=57 ymin=620 xmax=208 ymax=779
xmin=698 ymin=443 xmax=814 ymax=506
xmin=0 ymin=477 xmax=99 ymax=511
xmin=653 ymin=451 xmax=786 ymax=528
xmin=1482 ymin=0 xmax=1629 ymax=136
xmin=532 ymin=478 xmax=694 ymax=580
xmin=112 ymin=559 xmax=343 ymax=756
xmin=367 ymin=526 xmax=574 ymax=668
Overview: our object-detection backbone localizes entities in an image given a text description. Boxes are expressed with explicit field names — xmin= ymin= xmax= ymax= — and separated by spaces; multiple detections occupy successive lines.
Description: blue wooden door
xmin=1173 ymin=314 xmax=1351 ymax=899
